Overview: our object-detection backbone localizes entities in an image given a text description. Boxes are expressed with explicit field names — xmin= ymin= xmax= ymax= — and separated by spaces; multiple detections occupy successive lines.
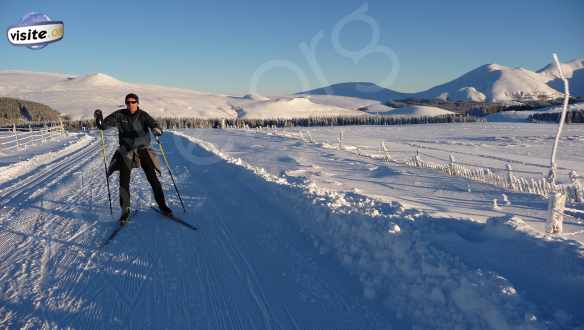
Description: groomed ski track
xmin=0 ymin=132 xmax=404 ymax=329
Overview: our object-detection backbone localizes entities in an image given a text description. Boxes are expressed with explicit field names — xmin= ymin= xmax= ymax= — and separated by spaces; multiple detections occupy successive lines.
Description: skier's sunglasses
xmin=125 ymin=100 xmax=138 ymax=104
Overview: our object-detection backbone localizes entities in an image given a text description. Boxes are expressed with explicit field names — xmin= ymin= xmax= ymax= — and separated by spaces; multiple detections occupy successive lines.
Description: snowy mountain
xmin=0 ymin=71 xmax=376 ymax=120
xmin=0 ymin=70 xmax=240 ymax=120
xmin=300 ymin=60 xmax=581 ymax=103
xmin=298 ymin=82 xmax=410 ymax=102
xmin=538 ymin=58 xmax=584 ymax=97
xmin=414 ymin=64 xmax=562 ymax=102
xmin=537 ymin=58 xmax=584 ymax=80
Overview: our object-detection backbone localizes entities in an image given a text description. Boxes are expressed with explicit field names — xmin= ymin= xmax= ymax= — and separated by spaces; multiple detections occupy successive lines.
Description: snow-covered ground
xmin=0 ymin=133 xmax=91 ymax=178
xmin=175 ymin=127 xmax=584 ymax=328
xmin=178 ymin=123 xmax=584 ymax=238
xmin=1 ymin=124 xmax=583 ymax=329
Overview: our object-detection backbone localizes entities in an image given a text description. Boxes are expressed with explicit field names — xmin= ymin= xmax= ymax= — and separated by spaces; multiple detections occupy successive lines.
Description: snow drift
xmin=381 ymin=105 xmax=454 ymax=118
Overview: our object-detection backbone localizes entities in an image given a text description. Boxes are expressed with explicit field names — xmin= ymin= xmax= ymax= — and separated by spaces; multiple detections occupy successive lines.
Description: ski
xmin=150 ymin=206 xmax=198 ymax=231
xmin=100 ymin=210 xmax=138 ymax=248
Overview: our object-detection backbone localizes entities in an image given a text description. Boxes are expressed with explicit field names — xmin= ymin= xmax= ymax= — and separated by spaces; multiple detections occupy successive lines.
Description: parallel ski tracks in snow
xmin=0 ymin=132 xmax=401 ymax=329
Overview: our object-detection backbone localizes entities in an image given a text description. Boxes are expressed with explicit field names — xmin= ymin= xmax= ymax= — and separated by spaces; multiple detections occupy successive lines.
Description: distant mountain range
xmin=0 ymin=58 xmax=581 ymax=120
xmin=299 ymin=58 xmax=583 ymax=103
xmin=0 ymin=71 xmax=365 ymax=120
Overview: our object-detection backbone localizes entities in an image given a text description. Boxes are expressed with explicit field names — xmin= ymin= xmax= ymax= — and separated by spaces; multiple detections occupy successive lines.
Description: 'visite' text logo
xmin=6 ymin=12 xmax=64 ymax=49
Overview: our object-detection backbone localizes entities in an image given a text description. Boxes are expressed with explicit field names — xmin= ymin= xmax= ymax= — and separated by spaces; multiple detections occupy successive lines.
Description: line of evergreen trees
xmin=0 ymin=97 xmax=61 ymax=125
xmin=58 ymin=114 xmax=480 ymax=131
xmin=528 ymin=110 xmax=584 ymax=123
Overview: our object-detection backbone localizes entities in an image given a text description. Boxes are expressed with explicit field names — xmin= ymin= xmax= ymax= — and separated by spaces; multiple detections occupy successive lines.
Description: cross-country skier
xmin=94 ymin=93 xmax=173 ymax=223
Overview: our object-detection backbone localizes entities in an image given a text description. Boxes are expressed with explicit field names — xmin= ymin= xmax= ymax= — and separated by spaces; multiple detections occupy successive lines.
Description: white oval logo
xmin=6 ymin=12 xmax=64 ymax=49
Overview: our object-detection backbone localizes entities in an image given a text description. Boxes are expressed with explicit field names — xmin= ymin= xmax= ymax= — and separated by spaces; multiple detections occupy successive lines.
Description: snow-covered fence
xmin=401 ymin=151 xmax=582 ymax=201
xmin=0 ymin=121 xmax=66 ymax=153
xmin=283 ymin=128 xmax=584 ymax=204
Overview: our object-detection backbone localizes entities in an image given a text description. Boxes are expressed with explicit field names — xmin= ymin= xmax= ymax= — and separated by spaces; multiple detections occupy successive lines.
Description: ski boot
xmin=119 ymin=208 xmax=131 ymax=225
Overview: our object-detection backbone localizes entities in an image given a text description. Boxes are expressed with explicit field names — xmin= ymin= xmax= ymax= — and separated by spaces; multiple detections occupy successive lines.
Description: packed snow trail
xmin=0 ymin=132 xmax=403 ymax=329
xmin=2 ymin=131 xmax=583 ymax=329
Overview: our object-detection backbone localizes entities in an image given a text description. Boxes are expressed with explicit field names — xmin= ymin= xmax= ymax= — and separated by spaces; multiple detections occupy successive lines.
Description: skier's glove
xmin=94 ymin=109 xmax=104 ymax=130
xmin=152 ymin=127 xmax=163 ymax=137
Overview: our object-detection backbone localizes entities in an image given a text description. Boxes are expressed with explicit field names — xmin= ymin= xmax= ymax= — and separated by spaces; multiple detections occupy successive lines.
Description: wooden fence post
xmin=546 ymin=191 xmax=566 ymax=234
xmin=506 ymin=163 xmax=514 ymax=190
xmin=13 ymin=124 xmax=19 ymax=149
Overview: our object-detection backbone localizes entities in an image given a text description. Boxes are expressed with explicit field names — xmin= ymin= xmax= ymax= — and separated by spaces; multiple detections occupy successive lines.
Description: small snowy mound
xmin=449 ymin=87 xmax=487 ymax=102
xmin=237 ymin=97 xmax=365 ymax=119
xmin=304 ymin=95 xmax=380 ymax=110
xmin=359 ymin=103 xmax=396 ymax=115
xmin=383 ymin=105 xmax=454 ymax=118
xmin=240 ymin=93 xmax=270 ymax=101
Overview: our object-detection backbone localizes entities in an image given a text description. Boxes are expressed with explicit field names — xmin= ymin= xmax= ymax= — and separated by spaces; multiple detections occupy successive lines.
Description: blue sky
xmin=1 ymin=0 xmax=583 ymax=96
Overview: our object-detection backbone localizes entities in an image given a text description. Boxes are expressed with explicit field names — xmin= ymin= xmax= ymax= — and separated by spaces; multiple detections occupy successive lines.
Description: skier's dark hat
xmin=125 ymin=93 xmax=139 ymax=103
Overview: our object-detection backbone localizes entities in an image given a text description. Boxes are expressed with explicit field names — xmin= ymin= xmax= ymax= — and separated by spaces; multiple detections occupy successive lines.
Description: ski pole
xmin=98 ymin=129 xmax=113 ymax=215
xmin=156 ymin=135 xmax=186 ymax=213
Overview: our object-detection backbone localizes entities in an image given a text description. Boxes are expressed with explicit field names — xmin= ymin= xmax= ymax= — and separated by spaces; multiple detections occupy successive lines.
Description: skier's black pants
xmin=119 ymin=149 xmax=166 ymax=211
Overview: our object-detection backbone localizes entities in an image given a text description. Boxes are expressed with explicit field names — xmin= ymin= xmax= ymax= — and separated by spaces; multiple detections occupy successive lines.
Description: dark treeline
xmin=60 ymin=114 xmax=481 ymax=131
xmin=528 ymin=110 xmax=584 ymax=123
xmin=0 ymin=97 xmax=61 ymax=125
xmin=2 ymin=114 xmax=483 ymax=131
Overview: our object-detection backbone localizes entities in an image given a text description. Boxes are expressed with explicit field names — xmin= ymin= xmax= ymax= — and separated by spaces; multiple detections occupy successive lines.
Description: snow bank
xmin=173 ymin=131 xmax=584 ymax=329
xmin=0 ymin=133 xmax=94 ymax=184
xmin=383 ymin=105 xmax=454 ymax=118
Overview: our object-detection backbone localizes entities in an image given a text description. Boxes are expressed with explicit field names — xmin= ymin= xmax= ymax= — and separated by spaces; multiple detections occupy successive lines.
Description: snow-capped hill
xmin=298 ymin=82 xmax=410 ymax=102
xmin=538 ymin=58 xmax=584 ymax=97
xmin=66 ymin=73 xmax=124 ymax=87
xmin=358 ymin=103 xmax=396 ymax=115
xmin=0 ymin=70 xmax=70 ymax=93
xmin=537 ymin=58 xmax=584 ymax=80
xmin=447 ymin=86 xmax=487 ymax=102
xmin=0 ymin=70 xmax=243 ymax=119
xmin=235 ymin=96 xmax=365 ymax=119
xmin=45 ymin=73 xmax=126 ymax=92
xmin=414 ymin=63 xmax=562 ymax=102
xmin=547 ymin=69 xmax=584 ymax=97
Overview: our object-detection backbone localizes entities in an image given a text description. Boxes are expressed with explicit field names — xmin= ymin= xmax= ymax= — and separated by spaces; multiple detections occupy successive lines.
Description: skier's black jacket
xmin=101 ymin=108 xmax=161 ymax=150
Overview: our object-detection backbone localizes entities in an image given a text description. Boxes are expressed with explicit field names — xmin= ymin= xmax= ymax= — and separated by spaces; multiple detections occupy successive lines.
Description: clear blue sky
xmin=1 ymin=0 xmax=583 ymax=96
